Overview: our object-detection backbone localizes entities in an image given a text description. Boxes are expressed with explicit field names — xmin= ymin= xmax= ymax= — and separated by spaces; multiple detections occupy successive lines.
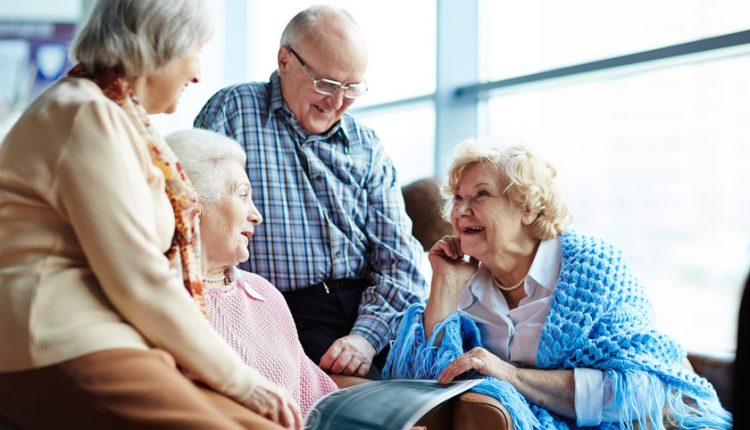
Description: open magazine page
xmin=304 ymin=379 xmax=482 ymax=430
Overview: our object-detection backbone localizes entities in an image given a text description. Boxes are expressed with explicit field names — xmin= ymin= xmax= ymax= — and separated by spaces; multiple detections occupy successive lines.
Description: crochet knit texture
xmin=205 ymin=270 xmax=338 ymax=416
xmin=384 ymin=231 xmax=732 ymax=429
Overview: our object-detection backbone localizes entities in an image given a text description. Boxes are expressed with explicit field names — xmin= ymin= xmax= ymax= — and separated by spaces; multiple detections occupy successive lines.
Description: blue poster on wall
xmin=0 ymin=22 xmax=76 ymax=129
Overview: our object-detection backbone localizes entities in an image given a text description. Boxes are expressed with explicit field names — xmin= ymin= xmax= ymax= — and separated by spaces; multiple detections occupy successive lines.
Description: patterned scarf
xmin=68 ymin=64 xmax=208 ymax=317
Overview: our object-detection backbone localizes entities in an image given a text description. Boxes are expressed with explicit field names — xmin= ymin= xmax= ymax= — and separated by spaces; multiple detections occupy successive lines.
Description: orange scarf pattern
xmin=68 ymin=64 xmax=208 ymax=317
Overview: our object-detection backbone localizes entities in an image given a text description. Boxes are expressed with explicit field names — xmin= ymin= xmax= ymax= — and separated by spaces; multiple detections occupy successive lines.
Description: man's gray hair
xmin=279 ymin=4 xmax=357 ymax=47
xmin=165 ymin=129 xmax=246 ymax=203
xmin=70 ymin=0 xmax=213 ymax=77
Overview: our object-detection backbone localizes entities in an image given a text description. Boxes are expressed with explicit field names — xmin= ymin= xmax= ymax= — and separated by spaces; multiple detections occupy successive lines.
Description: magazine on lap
xmin=304 ymin=379 xmax=481 ymax=430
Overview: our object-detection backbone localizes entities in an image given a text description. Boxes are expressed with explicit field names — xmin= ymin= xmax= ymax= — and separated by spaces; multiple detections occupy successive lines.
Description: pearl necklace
xmin=491 ymin=275 xmax=526 ymax=292
xmin=203 ymin=271 xmax=230 ymax=286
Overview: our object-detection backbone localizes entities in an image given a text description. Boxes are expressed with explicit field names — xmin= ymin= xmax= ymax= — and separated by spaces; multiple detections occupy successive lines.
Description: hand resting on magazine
xmin=437 ymin=346 xmax=576 ymax=418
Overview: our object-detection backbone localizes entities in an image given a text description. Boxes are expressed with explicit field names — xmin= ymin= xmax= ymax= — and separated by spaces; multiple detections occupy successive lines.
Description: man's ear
xmin=278 ymin=47 xmax=291 ymax=76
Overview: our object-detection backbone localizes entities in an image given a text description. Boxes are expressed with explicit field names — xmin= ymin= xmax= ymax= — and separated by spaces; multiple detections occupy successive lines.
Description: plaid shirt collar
xmin=266 ymin=70 xmax=351 ymax=144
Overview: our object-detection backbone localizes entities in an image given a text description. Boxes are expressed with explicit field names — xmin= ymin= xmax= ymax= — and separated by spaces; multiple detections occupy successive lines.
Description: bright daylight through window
xmin=481 ymin=0 xmax=750 ymax=352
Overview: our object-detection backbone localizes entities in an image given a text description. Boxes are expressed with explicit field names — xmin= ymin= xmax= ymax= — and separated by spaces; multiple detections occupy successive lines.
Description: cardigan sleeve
xmin=50 ymin=99 xmax=264 ymax=405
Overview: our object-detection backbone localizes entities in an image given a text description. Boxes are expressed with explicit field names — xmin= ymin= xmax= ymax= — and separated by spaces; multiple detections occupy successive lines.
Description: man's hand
xmin=319 ymin=334 xmax=376 ymax=377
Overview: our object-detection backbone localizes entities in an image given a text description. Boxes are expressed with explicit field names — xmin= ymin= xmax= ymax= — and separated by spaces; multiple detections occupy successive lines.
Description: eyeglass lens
xmin=314 ymin=81 xmax=367 ymax=99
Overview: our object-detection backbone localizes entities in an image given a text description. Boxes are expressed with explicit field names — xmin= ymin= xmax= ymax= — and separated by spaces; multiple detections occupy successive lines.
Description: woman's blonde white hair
xmin=70 ymin=0 xmax=213 ymax=77
xmin=443 ymin=139 xmax=572 ymax=240
xmin=165 ymin=128 xmax=246 ymax=203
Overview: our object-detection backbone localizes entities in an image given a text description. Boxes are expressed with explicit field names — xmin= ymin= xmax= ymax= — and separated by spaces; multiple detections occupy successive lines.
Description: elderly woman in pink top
xmin=166 ymin=128 xmax=338 ymax=416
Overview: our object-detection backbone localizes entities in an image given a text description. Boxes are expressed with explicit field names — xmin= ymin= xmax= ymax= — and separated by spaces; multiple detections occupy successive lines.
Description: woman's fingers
xmin=430 ymin=235 xmax=464 ymax=261
xmin=431 ymin=237 xmax=452 ymax=257
xmin=438 ymin=356 xmax=472 ymax=384
xmin=443 ymin=235 xmax=460 ymax=259
xmin=265 ymin=404 xmax=279 ymax=427
xmin=450 ymin=236 xmax=462 ymax=258
xmin=279 ymin=399 xmax=303 ymax=430
xmin=437 ymin=349 xmax=492 ymax=384
xmin=291 ymin=404 xmax=304 ymax=430
xmin=268 ymin=393 xmax=302 ymax=430
xmin=244 ymin=381 xmax=303 ymax=430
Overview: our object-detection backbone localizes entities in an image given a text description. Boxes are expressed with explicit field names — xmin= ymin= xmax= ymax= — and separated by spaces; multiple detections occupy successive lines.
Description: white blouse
xmin=458 ymin=237 xmax=656 ymax=426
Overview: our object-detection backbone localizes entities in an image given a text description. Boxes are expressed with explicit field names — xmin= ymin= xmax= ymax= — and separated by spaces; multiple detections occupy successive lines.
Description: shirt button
xmin=334 ymin=251 xmax=342 ymax=258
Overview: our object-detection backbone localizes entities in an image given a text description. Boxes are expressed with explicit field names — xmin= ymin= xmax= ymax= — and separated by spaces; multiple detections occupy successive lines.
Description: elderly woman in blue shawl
xmin=385 ymin=140 xmax=731 ymax=429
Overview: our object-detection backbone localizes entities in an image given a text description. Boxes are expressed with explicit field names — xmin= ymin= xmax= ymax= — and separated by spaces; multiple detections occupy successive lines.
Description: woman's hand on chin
xmin=423 ymin=235 xmax=480 ymax=339
xmin=428 ymin=235 xmax=479 ymax=293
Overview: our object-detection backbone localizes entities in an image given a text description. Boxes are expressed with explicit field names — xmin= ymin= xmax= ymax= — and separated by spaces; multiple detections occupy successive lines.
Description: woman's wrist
xmin=504 ymin=363 xmax=521 ymax=387
xmin=429 ymin=272 xmax=465 ymax=300
xmin=424 ymin=271 xmax=472 ymax=338
xmin=426 ymin=282 xmax=461 ymax=314
xmin=423 ymin=288 xmax=462 ymax=337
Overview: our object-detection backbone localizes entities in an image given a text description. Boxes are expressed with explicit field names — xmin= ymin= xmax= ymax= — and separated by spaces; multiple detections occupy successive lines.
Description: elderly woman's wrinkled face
xmin=200 ymin=162 xmax=262 ymax=270
xmin=449 ymin=163 xmax=527 ymax=261
xmin=142 ymin=46 xmax=202 ymax=114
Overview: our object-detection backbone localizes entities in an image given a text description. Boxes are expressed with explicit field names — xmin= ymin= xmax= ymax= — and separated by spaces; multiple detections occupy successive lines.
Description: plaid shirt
xmin=194 ymin=72 xmax=427 ymax=351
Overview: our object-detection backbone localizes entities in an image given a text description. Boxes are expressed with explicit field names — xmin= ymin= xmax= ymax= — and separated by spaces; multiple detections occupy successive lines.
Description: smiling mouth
xmin=314 ymin=104 xmax=332 ymax=113
xmin=461 ymin=226 xmax=484 ymax=234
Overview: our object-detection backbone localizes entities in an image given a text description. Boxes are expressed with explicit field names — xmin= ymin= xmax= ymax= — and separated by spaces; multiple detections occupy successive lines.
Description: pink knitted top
xmin=204 ymin=270 xmax=338 ymax=416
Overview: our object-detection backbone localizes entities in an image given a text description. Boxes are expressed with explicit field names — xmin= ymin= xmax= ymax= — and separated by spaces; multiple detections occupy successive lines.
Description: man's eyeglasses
xmin=287 ymin=47 xmax=368 ymax=100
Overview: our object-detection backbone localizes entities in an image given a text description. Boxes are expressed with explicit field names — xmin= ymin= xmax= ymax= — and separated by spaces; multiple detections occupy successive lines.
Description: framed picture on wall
xmin=0 ymin=21 xmax=75 ymax=131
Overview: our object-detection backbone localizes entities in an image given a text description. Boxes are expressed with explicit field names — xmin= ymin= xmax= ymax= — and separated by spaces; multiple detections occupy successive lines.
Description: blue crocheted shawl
xmin=384 ymin=231 xmax=731 ymax=429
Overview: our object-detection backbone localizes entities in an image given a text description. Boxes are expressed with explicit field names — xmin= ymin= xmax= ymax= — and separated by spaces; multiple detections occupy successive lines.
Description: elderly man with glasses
xmin=195 ymin=5 xmax=427 ymax=380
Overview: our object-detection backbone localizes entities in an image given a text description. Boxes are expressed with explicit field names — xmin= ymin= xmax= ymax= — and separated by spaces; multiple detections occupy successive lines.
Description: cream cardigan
xmin=0 ymin=77 xmax=261 ymax=405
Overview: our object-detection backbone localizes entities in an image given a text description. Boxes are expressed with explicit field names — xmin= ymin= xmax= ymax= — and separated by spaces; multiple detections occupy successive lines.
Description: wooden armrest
xmin=416 ymin=400 xmax=452 ymax=430
xmin=327 ymin=373 xmax=372 ymax=389
xmin=452 ymin=392 xmax=513 ymax=430
xmin=687 ymin=352 xmax=734 ymax=411
xmin=418 ymin=387 xmax=514 ymax=430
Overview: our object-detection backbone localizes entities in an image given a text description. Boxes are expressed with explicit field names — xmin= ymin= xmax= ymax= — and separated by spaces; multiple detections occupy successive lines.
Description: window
xmin=484 ymin=52 xmax=750 ymax=351
xmin=481 ymin=0 xmax=750 ymax=81
xmin=356 ymin=101 xmax=436 ymax=185
xmin=5 ymin=0 xmax=745 ymax=353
